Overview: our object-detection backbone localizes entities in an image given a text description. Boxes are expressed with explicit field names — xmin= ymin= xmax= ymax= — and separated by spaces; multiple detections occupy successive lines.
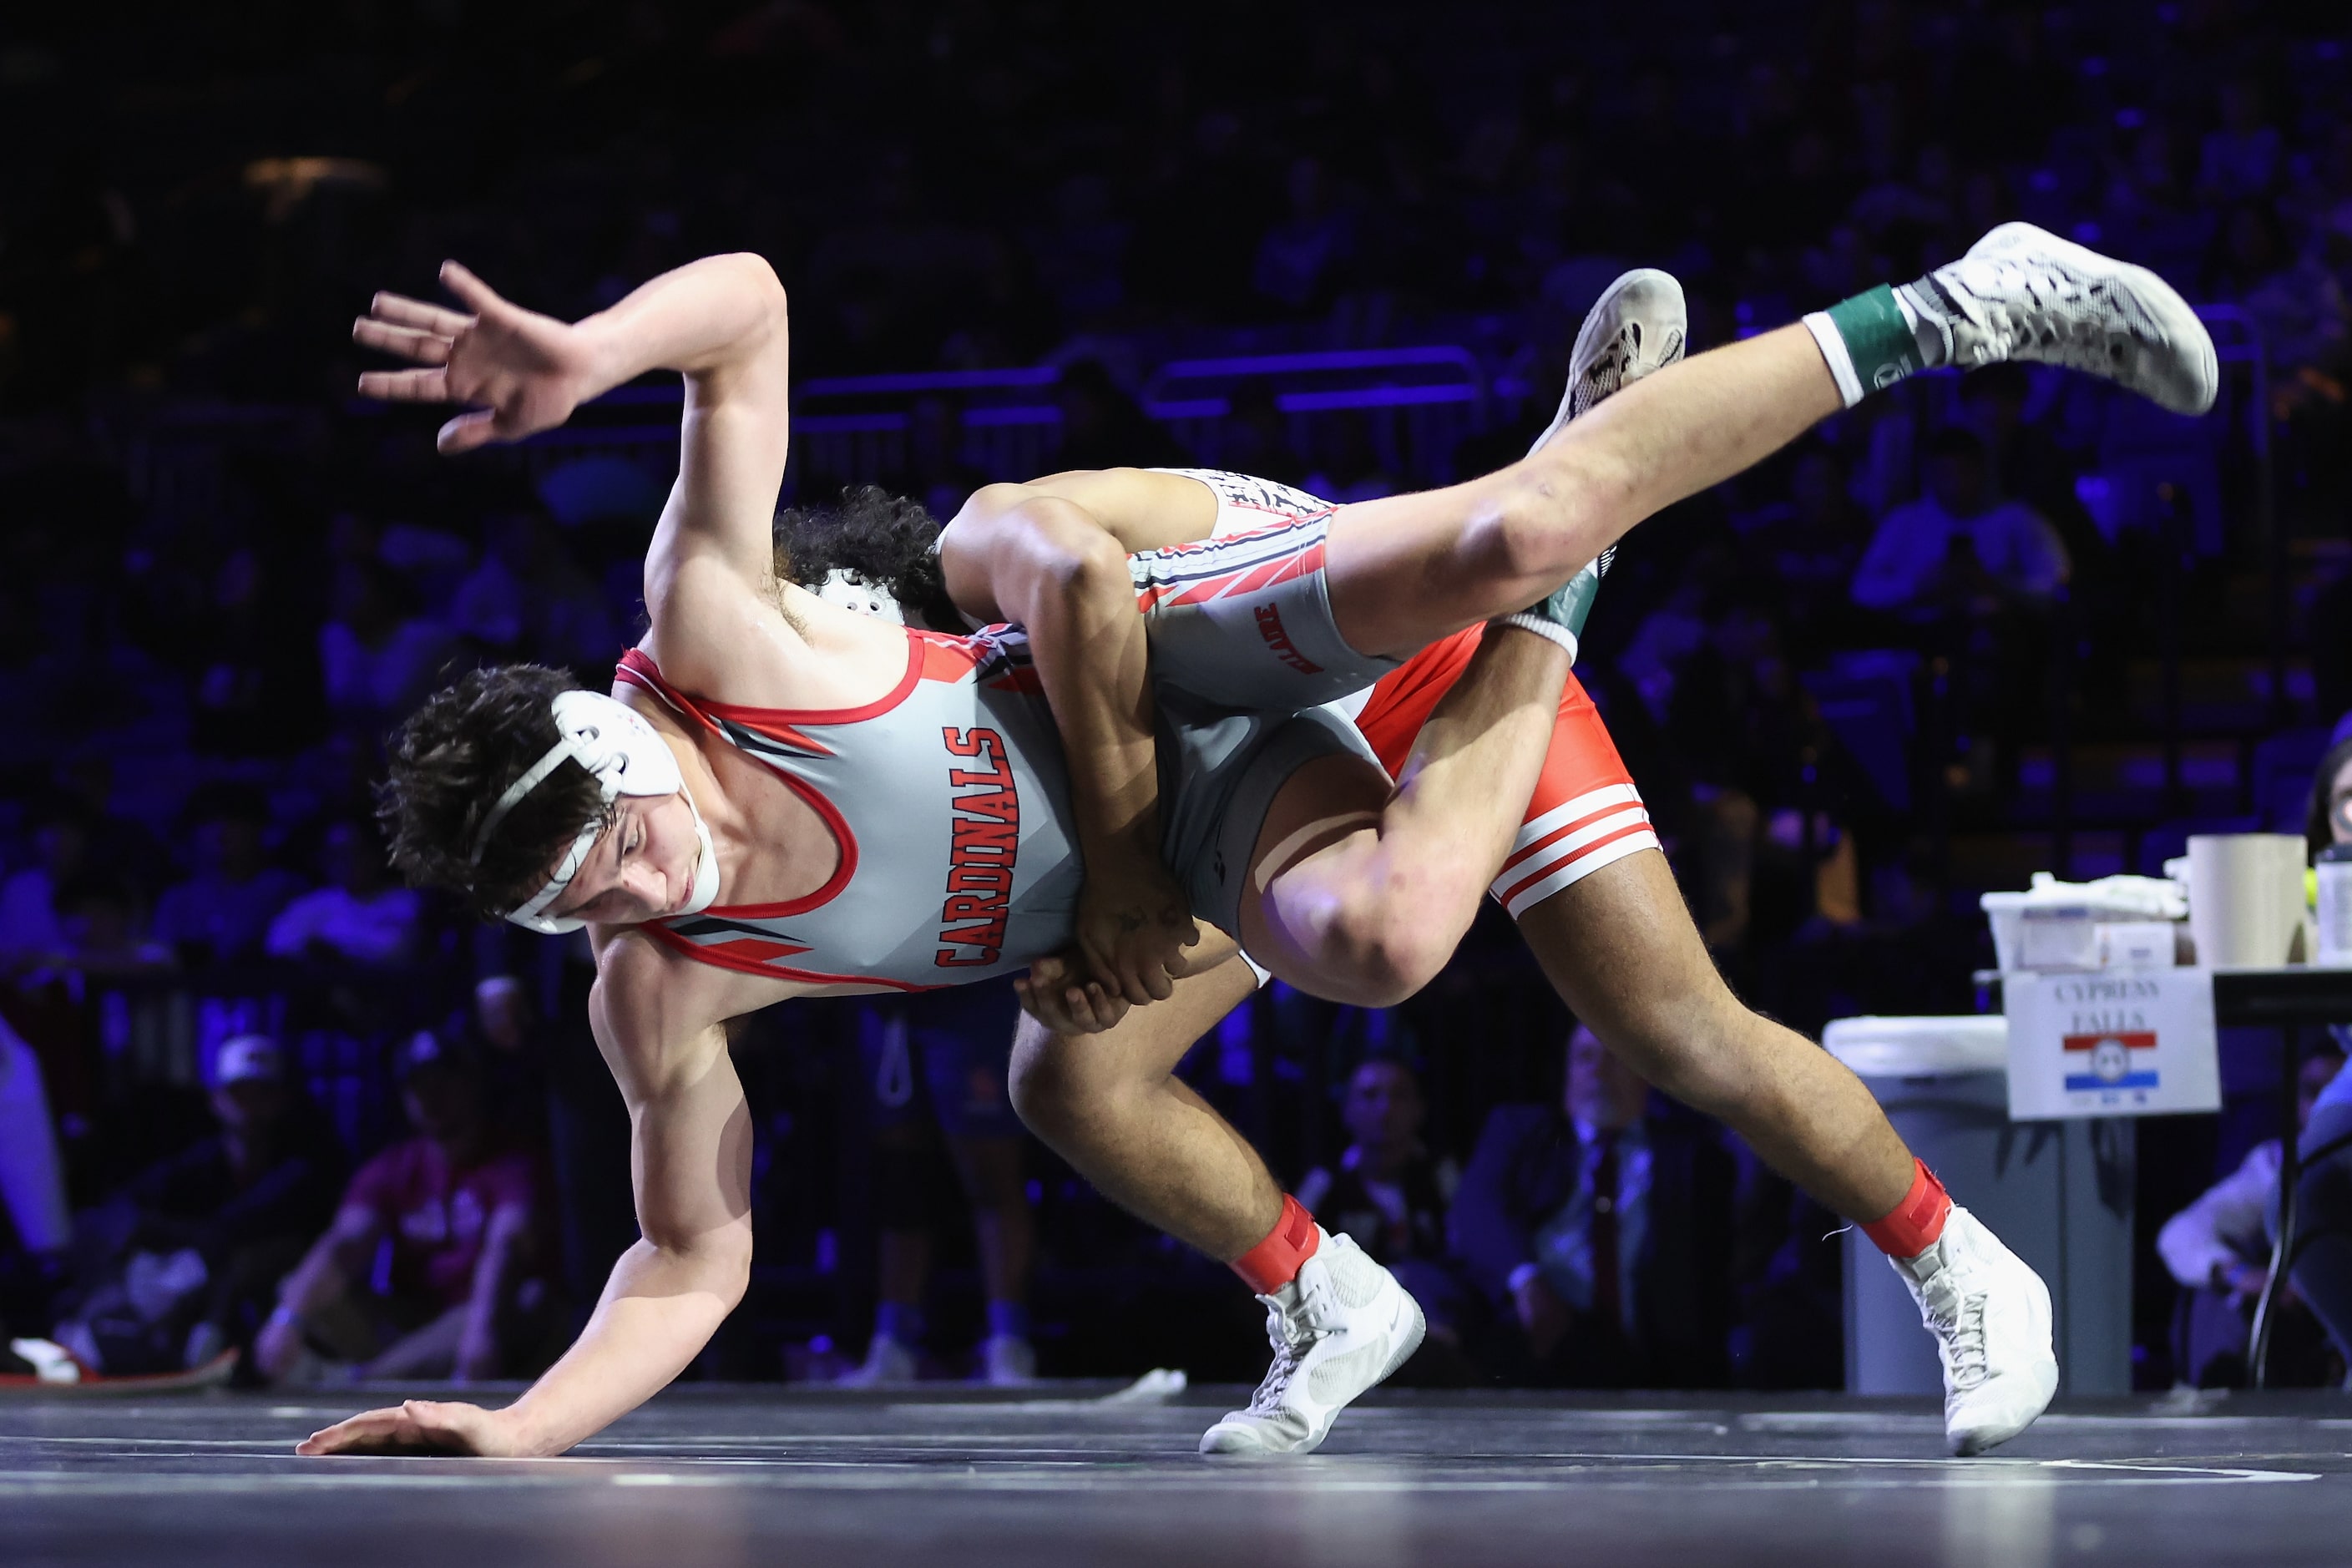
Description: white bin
xmin=1824 ymin=1015 xmax=2135 ymax=1398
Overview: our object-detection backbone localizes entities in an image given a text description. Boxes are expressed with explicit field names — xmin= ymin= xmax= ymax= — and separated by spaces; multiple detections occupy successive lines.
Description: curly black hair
xmin=772 ymin=484 xmax=961 ymax=631
xmin=377 ymin=664 xmax=614 ymax=921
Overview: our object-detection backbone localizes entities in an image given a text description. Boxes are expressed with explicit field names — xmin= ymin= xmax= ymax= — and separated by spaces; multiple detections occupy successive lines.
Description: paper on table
xmin=2003 ymin=967 xmax=2220 ymax=1120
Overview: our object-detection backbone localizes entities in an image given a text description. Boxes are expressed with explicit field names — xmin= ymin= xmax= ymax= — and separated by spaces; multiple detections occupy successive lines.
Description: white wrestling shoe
xmin=979 ymin=1333 xmax=1037 ymax=1386
xmin=1889 ymin=1206 xmax=2059 ymax=1455
xmin=839 ymin=1332 xmax=918 ymax=1386
xmin=1200 ymin=1229 xmax=1425 ymax=1457
xmin=1914 ymin=222 xmax=2218 ymax=416
xmin=1527 ymin=266 xmax=1689 ymax=456
xmin=1501 ymin=268 xmax=1688 ymax=662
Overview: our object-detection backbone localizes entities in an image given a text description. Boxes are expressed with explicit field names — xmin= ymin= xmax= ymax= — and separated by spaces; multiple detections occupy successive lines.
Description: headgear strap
xmin=475 ymin=690 xmax=717 ymax=934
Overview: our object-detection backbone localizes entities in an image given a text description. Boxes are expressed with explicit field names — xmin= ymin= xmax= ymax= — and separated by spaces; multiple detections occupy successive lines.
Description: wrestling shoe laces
xmin=1889 ymin=1206 xmax=2058 ymax=1456
xmin=1909 ymin=1262 xmax=1990 ymax=1393
xmin=1505 ymin=268 xmax=1683 ymax=661
xmin=1526 ymin=267 xmax=1688 ymax=459
xmin=1910 ymin=222 xmax=2218 ymax=416
xmin=1237 ymin=1283 xmax=1321 ymax=1427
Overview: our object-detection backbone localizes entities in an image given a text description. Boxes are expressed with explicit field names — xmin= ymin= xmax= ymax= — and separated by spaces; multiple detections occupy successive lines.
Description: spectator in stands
xmin=842 ymin=981 xmax=1039 ymax=1385
xmin=1450 ymin=1024 xmax=1732 ymax=1388
xmin=2159 ymin=1043 xmax=2344 ymax=1387
xmin=2309 ymin=731 xmax=2352 ymax=859
xmin=1850 ymin=427 xmax=2071 ymax=618
xmin=1302 ymin=409 xmax=1400 ymax=504
xmin=2206 ymin=200 xmax=2349 ymax=377
xmin=1253 ymin=154 xmax=1356 ymax=315
xmin=1218 ymin=378 xmax=1307 ymax=488
xmin=448 ymin=511 xmax=620 ymax=676
xmin=185 ymin=546 xmax=326 ymax=756
xmin=150 ymin=785 xmax=301 ymax=967
xmin=893 ymin=393 xmax=987 ymax=522
xmin=264 ymin=819 xmax=422 ymax=968
xmin=0 ymin=802 xmax=87 ymax=973
xmin=2198 ymin=74 xmax=2286 ymax=207
xmin=1297 ymin=1054 xmax=1472 ymax=1352
xmin=52 ymin=871 xmax=173 ymax=978
xmin=0 ymin=1014 xmax=72 ymax=1266
xmin=1050 ymin=358 xmax=1186 ymax=473
xmin=1300 ymin=1055 xmax=1458 ymax=1264
xmin=255 ymin=1031 xmax=545 ymax=1384
xmin=1960 ymin=366 xmax=2100 ymax=570
xmin=1741 ymin=440 xmax=1873 ymax=653
xmin=316 ymin=557 xmax=456 ymax=726
xmin=56 ymin=1034 xmax=345 ymax=1373
xmin=2286 ymin=739 xmax=2352 ymax=1375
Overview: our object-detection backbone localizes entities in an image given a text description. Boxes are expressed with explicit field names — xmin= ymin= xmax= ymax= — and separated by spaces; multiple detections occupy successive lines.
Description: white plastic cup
xmin=2186 ymin=833 xmax=2309 ymax=969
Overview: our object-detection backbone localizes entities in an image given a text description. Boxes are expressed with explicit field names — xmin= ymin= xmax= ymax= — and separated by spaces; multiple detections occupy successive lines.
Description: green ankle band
xmin=1824 ymin=285 xmax=1920 ymax=397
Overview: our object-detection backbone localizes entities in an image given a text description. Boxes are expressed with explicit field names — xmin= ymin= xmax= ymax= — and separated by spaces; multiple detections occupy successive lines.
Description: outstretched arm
xmin=298 ymin=942 xmax=751 ymax=1457
xmin=943 ymin=483 xmax=1203 ymax=1017
xmin=352 ymin=253 xmax=790 ymax=589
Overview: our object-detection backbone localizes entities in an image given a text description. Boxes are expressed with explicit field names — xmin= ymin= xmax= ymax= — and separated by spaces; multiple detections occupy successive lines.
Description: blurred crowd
xmin=5 ymin=0 xmax=2352 ymax=1390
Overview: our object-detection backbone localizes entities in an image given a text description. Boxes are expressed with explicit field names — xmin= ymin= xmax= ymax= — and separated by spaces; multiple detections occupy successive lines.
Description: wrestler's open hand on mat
xmin=353 ymin=260 xmax=602 ymax=454
xmin=298 ymin=1398 xmax=526 ymax=1458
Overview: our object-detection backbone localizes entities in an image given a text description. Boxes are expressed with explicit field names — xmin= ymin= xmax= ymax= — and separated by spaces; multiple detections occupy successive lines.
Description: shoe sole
xmin=1198 ymin=1282 xmax=1429 ymax=1459
xmin=1965 ymin=221 xmax=2218 ymax=417
xmin=1526 ymin=267 xmax=1689 ymax=459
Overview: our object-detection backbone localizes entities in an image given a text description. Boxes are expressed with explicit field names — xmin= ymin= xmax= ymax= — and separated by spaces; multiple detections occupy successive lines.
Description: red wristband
xmin=1229 ymin=1193 xmax=1321 ymax=1295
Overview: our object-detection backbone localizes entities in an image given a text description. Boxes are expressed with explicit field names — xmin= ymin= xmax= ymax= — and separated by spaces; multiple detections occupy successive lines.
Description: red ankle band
xmin=1861 ymin=1158 xmax=1951 ymax=1258
xmin=1230 ymin=1194 xmax=1320 ymax=1295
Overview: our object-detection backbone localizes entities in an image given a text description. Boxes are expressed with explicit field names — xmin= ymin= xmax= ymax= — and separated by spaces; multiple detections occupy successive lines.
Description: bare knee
xmin=1461 ymin=458 xmax=1634 ymax=592
xmin=1313 ymin=880 xmax=1460 ymax=1007
xmin=1006 ymin=1015 xmax=1139 ymax=1150
xmin=1005 ymin=1018 xmax=1080 ymax=1137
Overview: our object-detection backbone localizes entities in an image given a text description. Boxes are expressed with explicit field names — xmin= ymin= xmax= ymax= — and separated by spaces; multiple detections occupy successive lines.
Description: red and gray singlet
xmin=619 ymin=635 xmax=1083 ymax=992
xmin=625 ymin=468 xmax=1408 ymax=989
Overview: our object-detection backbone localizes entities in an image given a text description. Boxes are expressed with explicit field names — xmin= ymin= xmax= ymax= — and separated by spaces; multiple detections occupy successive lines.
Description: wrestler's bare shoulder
xmin=637 ymin=550 xmax=913 ymax=713
xmin=984 ymin=468 xmax=1218 ymax=554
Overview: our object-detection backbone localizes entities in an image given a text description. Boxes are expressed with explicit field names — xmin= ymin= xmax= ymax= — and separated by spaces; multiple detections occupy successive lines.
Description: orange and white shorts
xmin=1344 ymin=625 xmax=1660 ymax=918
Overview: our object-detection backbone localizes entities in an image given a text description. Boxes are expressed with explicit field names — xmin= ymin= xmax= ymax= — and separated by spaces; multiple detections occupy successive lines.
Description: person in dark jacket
xmin=59 ymin=1034 xmax=346 ymax=1373
xmin=1297 ymin=1053 xmax=1474 ymax=1358
xmin=1450 ymin=1023 xmax=1734 ymax=1388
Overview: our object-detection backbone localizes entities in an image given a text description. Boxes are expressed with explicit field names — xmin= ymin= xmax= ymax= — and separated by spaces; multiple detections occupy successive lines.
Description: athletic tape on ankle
xmin=1231 ymin=1193 xmax=1321 ymax=1295
xmin=1861 ymin=1158 xmax=1952 ymax=1258
xmin=1803 ymin=284 xmax=1920 ymax=408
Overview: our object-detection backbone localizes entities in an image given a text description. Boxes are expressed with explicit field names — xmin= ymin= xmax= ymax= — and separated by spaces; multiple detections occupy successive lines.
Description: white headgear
xmin=473 ymin=690 xmax=721 ymax=934
xmin=813 ymin=568 xmax=904 ymax=625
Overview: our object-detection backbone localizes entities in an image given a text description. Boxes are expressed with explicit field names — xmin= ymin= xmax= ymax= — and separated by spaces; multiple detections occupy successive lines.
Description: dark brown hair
xmin=772 ymin=485 xmax=960 ymax=631
xmin=377 ymin=664 xmax=612 ymax=920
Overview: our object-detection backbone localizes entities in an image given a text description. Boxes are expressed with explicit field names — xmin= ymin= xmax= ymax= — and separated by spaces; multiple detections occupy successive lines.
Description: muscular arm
xmin=299 ymin=940 xmax=752 ymax=1457
xmin=354 ymin=250 xmax=790 ymax=599
xmin=943 ymin=483 xmax=1200 ymax=1009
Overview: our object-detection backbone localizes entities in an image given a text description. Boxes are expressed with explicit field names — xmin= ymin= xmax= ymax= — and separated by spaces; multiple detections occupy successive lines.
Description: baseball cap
xmin=211 ymin=1034 xmax=284 ymax=1087
xmin=393 ymin=1029 xmax=473 ymax=1080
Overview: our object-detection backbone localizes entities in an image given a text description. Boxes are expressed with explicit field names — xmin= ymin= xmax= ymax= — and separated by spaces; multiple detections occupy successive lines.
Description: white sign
xmin=2003 ymin=968 xmax=2220 ymax=1120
